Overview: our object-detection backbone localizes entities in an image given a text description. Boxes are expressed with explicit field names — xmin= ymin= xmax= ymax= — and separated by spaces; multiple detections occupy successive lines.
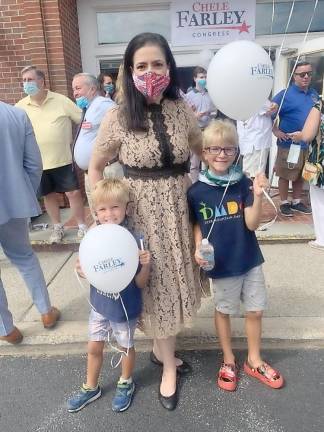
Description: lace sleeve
xmin=93 ymin=107 xmax=122 ymax=159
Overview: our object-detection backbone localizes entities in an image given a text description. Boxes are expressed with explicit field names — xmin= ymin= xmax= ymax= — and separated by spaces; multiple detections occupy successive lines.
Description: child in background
xmin=67 ymin=178 xmax=151 ymax=413
xmin=187 ymin=120 xmax=283 ymax=391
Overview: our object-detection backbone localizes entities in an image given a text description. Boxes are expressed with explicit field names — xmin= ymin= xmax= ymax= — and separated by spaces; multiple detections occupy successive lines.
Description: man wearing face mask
xmin=184 ymin=66 xmax=217 ymax=182
xmin=72 ymin=73 xmax=121 ymax=215
xmin=16 ymin=65 xmax=87 ymax=243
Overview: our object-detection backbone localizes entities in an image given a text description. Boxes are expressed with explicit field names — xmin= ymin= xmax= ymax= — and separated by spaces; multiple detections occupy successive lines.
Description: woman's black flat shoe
xmin=150 ymin=351 xmax=192 ymax=375
xmin=158 ymin=386 xmax=178 ymax=411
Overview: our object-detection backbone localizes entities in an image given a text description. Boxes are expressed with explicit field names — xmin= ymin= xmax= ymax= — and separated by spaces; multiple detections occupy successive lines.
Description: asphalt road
xmin=1 ymin=349 xmax=323 ymax=432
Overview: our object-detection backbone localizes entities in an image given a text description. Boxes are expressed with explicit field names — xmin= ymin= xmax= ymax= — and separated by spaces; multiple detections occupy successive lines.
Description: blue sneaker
xmin=67 ymin=385 xmax=101 ymax=413
xmin=112 ymin=380 xmax=135 ymax=412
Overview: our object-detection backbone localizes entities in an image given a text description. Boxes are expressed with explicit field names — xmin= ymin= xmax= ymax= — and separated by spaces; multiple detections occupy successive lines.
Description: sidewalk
xmin=1 ymin=190 xmax=321 ymax=352
xmin=1 ymin=240 xmax=323 ymax=351
xmin=29 ymin=191 xmax=315 ymax=246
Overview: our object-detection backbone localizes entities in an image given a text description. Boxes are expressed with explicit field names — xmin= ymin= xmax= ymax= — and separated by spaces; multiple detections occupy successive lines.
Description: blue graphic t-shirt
xmin=187 ymin=175 xmax=264 ymax=279
xmin=89 ymin=226 xmax=142 ymax=323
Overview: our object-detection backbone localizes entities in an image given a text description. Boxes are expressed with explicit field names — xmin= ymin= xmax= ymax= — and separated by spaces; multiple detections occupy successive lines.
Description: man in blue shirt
xmin=272 ymin=61 xmax=319 ymax=217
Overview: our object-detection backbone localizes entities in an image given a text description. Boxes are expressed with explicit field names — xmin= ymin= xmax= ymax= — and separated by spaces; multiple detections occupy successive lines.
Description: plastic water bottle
xmin=199 ymin=239 xmax=215 ymax=271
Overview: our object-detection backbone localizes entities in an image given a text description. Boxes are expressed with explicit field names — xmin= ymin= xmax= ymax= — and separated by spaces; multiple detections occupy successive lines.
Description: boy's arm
xmin=135 ymin=250 xmax=151 ymax=289
xmin=193 ymin=224 xmax=208 ymax=267
xmin=244 ymin=173 xmax=269 ymax=231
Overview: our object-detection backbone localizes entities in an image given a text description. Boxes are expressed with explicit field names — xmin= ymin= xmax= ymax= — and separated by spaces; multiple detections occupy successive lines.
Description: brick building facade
xmin=0 ymin=0 xmax=82 ymax=104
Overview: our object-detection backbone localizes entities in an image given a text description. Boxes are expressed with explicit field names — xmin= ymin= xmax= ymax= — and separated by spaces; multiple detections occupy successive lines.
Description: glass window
xmin=97 ymin=10 xmax=170 ymax=44
xmin=256 ymin=1 xmax=324 ymax=35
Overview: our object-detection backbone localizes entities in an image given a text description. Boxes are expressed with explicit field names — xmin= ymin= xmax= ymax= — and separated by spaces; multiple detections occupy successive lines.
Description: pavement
xmin=1 ymin=193 xmax=324 ymax=354
xmin=1 ymin=349 xmax=324 ymax=432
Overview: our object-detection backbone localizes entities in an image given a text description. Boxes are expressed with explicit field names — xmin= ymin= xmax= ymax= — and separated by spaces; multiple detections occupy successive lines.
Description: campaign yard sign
xmin=171 ymin=0 xmax=256 ymax=46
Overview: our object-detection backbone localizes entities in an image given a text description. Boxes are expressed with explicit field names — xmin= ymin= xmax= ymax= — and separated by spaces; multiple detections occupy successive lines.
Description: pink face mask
xmin=132 ymin=71 xmax=170 ymax=99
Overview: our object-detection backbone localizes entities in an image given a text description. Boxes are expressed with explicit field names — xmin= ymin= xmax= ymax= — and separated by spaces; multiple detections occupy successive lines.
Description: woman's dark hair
xmin=121 ymin=32 xmax=180 ymax=131
xmin=97 ymin=72 xmax=115 ymax=96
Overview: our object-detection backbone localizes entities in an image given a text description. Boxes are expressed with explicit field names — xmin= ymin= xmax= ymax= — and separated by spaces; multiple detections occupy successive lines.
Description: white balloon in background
xmin=79 ymin=224 xmax=139 ymax=294
xmin=198 ymin=49 xmax=214 ymax=69
xmin=74 ymin=141 xmax=91 ymax=171
xmin=207 ymin=40 xmax=274 ymax=121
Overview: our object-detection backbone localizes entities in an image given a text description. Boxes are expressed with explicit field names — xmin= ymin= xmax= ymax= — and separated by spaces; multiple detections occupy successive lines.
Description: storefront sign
xmin=171 ymin=1 xmax=256 ymax=46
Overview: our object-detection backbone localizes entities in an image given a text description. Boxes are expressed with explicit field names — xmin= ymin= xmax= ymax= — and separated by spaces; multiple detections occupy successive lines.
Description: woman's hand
xmin=253 ymin=173 xmax=269 ymax=197
xmin=139 ymin=250 xmax=151 ymax=267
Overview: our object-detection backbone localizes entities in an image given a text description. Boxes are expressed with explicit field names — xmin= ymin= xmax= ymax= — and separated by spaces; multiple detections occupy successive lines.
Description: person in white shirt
xmin=72 ymin=73 xmax=122 ymax=214
xmin=237 ymin=100 xmax=273 ymax=178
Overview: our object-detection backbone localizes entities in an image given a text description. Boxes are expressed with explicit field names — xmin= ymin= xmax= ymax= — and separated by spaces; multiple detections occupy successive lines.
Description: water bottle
xmin=199 ymin=239 xmax=215 ymax=271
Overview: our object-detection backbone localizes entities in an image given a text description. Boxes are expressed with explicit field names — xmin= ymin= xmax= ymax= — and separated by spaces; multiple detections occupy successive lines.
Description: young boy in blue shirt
xmin=67 ymin=178 xmax=151 ymax=412
xmin=187 ymin=120 xmax=284 ymax=391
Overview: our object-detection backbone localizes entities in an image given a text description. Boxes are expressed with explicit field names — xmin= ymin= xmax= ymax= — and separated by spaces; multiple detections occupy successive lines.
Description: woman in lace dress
xmin=88 ymin=33 xmax=202 ymax=410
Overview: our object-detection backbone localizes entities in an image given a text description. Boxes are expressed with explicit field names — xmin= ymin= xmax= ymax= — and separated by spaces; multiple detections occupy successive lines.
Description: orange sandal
xmin=244 ymin=361 xmax=284 ymax=389
xmin=217 ymin=362 xmax=239 ymax=391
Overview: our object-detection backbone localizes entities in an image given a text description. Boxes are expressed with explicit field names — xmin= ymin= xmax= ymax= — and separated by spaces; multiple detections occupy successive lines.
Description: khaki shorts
xmin=210 ymin=265 xmax=267 ymax=315
xmin=275 ymin=146 xmax=308 ymax=182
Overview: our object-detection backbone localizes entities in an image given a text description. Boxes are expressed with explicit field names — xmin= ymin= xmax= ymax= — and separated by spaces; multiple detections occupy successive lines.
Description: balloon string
xmin=267 ymin=0 xmax=275 ymax=56
xmin=206 ymin=156 xmax=240 ymax=241
xmin=74 ymin=269 xmax=131 ymax=369
xmin=276 ymin=1 xmax=295 ymax=61
xmin=109 ymin=296 xmax=130 ymax=370
xmin=256 ymin=187 xmax=278 ymax=232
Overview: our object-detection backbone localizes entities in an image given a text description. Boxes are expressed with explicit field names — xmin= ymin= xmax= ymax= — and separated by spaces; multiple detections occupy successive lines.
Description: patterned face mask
xmin=132 ymin=71 xmax=170 ymax=99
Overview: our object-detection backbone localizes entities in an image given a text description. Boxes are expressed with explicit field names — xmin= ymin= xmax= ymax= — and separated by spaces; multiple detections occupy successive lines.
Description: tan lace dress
xmin=93 ymin=98 xmax=203 ymax=337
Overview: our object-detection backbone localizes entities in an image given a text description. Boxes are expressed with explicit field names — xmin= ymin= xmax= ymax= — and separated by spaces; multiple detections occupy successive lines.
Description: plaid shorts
xmin=88 ymin=309 xmax=137 ymax=348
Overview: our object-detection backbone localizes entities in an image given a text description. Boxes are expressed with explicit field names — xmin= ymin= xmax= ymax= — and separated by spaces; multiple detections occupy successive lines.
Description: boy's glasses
xmin=294 ymin=71 xmax=312 ymax=78
xmin=204 ymin=146 xmax=238 ymax=156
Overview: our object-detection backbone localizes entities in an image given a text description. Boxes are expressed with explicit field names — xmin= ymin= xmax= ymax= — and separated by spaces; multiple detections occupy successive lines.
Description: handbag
xmin=302 ymin=134 xmax=323 ymax=185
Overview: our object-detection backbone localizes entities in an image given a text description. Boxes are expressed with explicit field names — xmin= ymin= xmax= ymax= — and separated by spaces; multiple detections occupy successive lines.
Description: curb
xmin=1 ymin=317 xmax=324 ymax=354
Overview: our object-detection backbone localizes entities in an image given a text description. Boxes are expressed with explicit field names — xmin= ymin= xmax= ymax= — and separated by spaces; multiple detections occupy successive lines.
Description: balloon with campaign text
xmin=207 ymin=40 xmax=273 ymax=121
xmin=79 ymin=224 xmax=139 ymax=294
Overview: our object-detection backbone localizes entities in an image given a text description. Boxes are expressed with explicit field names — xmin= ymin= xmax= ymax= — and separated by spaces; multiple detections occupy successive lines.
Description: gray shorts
xmin=88 ymin=309 xmax=137 ymax=348
xmin=210 ymin=265 xmax=267 ymax=315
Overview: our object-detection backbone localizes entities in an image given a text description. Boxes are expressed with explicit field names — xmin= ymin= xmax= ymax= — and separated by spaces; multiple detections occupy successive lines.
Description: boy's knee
xmin=87 ymin=341 xmax=104 ymax=356
xmin=215 ymin=310 xmax=230 ymax=318
xmin=246 ymin=310 xmax=263 ymax=319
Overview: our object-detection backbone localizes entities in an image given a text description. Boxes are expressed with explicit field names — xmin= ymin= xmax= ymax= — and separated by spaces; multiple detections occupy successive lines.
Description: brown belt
xmin=84 ymin=156 xmax=119 ymax=174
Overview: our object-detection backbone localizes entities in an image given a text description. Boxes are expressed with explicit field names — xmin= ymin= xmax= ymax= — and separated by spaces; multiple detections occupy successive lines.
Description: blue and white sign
xmin=171 ymin=0 xmax=256 ymax=46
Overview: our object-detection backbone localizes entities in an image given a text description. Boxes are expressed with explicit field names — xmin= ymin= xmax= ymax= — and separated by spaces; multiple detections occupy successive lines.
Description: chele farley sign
xmin=171 ymin=1 xmax=256 ymax=46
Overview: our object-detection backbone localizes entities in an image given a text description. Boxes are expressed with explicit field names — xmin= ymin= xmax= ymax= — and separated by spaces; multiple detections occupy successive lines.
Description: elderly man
xmin=0 ymin=102 xmax=60 ymax=344
xmin=16 ymin=66 xmax=87 ymax=243
xmin=272 ymin=61 xmax=319 ymax=217
xmin=72 ymin=73 xmax=121 ymax=213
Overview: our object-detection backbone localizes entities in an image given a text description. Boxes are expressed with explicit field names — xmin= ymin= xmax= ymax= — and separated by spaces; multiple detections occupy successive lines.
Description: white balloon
xmin=207 ymin=40 xmax=274 ymax=121
xmin=74 ymin=141 xmax=91 ymax=171
xmin=79 ymin=224 xmax=139 ymax=294
xmin=198 ymin=49 xmax=214 ymax=69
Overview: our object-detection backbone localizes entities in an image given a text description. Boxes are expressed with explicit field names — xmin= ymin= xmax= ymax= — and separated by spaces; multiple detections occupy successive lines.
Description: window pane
xmin=97 ymin=10 xmax=170 ymax=44
xmin=256 ymin=1 xmax=324 ymax=35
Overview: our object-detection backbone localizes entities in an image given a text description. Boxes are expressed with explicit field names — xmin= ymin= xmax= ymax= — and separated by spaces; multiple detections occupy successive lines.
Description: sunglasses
xmin=204 ymin=146 xmax=238 ymax=156
xmin=294 ymin=71 xmax=312 ymax=78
